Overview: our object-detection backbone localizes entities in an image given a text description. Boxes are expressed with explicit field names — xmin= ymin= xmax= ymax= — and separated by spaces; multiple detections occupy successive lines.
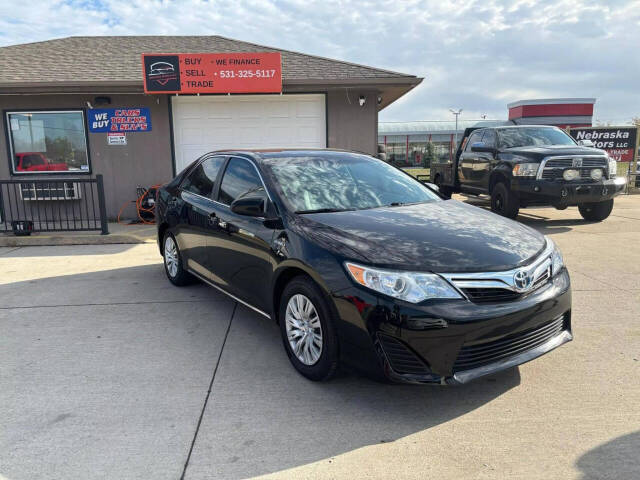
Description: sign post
xmin=141 ymin=52 xmax=282 ymax=94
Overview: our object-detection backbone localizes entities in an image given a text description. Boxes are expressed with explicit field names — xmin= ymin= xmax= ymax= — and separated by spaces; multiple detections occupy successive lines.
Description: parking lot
xmin=1 ymin=196 xmax=639 ymax=480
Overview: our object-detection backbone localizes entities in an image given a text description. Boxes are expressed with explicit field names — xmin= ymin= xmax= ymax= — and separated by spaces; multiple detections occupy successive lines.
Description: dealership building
xmin=0 ymin=36 xmax=421 ymax=218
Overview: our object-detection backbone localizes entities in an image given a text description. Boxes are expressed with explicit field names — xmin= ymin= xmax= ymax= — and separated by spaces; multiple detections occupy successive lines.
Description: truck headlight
xmin=547 ymin=238 xmax=564 ymax=276
xmin=608 ymin=157 xmax=617 ymax=178
xmin=512 ymin=163 xmax=539 ymax=176
xmin=345 ymin=262 xmax=462 ymax=303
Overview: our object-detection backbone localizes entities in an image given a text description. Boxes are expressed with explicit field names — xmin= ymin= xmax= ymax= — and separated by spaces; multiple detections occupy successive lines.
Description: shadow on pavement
xmin=576 ymin=431 xmax=640 ymax=479
xmin=0 ymin=263 xmax=522 ymax=479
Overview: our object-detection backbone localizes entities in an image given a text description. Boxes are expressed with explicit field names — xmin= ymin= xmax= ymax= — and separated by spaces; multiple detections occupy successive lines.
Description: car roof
xmin=203 ymin=148 xmax=371 ymax=161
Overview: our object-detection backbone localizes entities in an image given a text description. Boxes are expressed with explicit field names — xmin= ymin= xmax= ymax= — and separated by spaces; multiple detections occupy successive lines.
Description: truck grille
xmin=539 ymin=156 xmax=608 ymax=181
xmin=377 ymin=334 xmax=431 ymax=375
xmin=453 ymin=315 xmax=565 ymax=372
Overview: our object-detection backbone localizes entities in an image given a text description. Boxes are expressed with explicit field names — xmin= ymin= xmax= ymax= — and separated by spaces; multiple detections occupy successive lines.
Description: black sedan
xmin=156 ymin=150 xmax=572 ymax=384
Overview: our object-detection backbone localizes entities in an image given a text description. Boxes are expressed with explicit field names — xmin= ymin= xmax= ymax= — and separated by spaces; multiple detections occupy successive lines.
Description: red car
xmin=15 ymin=152 xmax=68 ymax=172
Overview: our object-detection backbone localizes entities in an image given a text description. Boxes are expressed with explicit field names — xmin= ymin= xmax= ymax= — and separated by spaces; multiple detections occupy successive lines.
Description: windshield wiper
xmin=386 ymin=201 xmax=421 ymax=207
xmin=295 ymin=207 xmax=356 ymax=214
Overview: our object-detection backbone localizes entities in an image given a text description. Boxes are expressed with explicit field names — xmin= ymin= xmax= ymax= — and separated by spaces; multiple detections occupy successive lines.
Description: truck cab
xmin=431 ymin=125 xmax=626 ymax=221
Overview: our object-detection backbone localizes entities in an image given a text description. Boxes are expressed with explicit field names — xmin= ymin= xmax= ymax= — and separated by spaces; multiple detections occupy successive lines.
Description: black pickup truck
xmin=431 ymin=125 xmax=626 ymax=221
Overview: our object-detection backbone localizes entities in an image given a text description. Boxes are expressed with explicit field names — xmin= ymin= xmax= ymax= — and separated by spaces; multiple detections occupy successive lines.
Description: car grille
xmin=458 ymin=265 xmax=551 ymax=304
xmin=453 ymin=315 xmax=565 ymax=372
xmin=377 ymin=334 xmax=431 ymax=375
xmin=540 ymin=156 xmax=608 ymax=181
xmin=460 ymin=287 xmax=521 ymax=303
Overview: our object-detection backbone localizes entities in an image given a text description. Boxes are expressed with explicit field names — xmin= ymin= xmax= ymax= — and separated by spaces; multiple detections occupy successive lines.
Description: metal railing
xmin=0 ymin=175 xmax=108 ymax=235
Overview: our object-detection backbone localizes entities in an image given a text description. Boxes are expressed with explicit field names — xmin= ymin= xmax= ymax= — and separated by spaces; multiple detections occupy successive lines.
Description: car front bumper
xmin=331 ymin=269 xmax=572 ymax=384
xmin=512 ymin=177 xmax=626 ymax=206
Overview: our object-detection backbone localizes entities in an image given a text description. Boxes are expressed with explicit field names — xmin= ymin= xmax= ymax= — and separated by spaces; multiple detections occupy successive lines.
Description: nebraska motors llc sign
xmin=570 ymin=126 xmax=638 ymax=162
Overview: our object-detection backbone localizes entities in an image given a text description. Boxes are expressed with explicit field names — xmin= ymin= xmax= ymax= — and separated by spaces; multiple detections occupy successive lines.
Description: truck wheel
xmin=491 ymin=182 xmax=519 ymax=219
xmin=578 ymin=199 xmax=614 ymax=222
xmin=433 ymin=175 xmax=452 ymax=199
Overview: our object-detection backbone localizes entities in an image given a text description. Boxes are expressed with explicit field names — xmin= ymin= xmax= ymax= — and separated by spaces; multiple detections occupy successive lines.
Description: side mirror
xmin=578 ymin=139 xmax=595 ymax=147
xmin=471 ymin=142 xmax=496 ymax=153
xmin=230 ymin=194 xmax=266 ymax=217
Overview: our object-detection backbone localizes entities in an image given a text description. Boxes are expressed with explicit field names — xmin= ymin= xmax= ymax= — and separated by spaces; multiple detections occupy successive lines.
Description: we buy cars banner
xmin=569 ymin=126 xmax=638 ymax=163
xmin=142 ymin=52 xmax=282 ymax=94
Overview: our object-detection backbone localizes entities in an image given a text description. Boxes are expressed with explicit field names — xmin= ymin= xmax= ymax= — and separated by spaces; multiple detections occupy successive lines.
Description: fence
xmin=0 ymin=175 xmax=108 ymax=235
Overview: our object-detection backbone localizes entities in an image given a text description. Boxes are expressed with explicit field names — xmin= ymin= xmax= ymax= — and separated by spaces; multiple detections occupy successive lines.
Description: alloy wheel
xmin=164 ymin=236 xmax=179 ymax=278
xmin=285 ymin=294 xmax=323 ymax=365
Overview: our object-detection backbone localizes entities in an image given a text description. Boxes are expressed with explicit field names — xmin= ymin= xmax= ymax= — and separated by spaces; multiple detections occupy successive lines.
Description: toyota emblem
xmin=513 ymin=270 xmax=532 ymax=291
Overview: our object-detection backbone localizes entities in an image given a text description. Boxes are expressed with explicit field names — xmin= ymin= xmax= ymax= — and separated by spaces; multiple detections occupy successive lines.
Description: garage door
xmin=172 ymin=94 xmax=326 ymax=172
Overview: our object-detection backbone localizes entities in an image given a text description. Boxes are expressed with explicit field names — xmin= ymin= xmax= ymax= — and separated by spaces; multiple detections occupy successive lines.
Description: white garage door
xmin=172 ymin=94 xmax=326 ymax=172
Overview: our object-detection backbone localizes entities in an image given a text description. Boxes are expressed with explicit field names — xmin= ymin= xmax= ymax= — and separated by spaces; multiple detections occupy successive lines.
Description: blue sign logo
xmin=88 ymin=108 xmax=152 ymax=133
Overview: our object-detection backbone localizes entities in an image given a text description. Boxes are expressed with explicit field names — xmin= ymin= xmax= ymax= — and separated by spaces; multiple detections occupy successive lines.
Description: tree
xmin=632 ymin=117 xmax=640 ymax=128
xmin=424 ymin=141 xmax=438 ymax=168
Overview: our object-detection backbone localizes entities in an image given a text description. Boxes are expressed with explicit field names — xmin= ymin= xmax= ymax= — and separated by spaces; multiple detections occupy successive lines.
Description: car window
xmin=218 ymin=157 xmax=264 ymax=206
xmin=498 ymin=127 xmax=577 ymax=148
xmin=481 ymin=130 xmax=497 ymax=148
xmin=181 ymin=156 xmax=226 ymax=198
xmin=465 ymin=131 xmax=483 ymax=151
xmin=264 ymin=153 xmax=440 ymax=213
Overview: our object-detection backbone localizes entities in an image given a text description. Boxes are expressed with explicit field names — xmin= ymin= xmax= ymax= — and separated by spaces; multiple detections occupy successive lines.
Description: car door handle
xmin=218 ymin=220 xmax=228 ymax=230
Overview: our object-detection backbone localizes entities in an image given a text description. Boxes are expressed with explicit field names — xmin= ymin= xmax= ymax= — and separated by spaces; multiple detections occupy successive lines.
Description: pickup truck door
xmin=458 ymin=130 xmax=483 ymax=187
xmin=475 ymin=129 xmax=498 ymax=192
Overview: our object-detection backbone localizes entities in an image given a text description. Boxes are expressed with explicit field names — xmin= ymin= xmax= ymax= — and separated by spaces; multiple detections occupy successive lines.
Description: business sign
xmin=107 ymin=133 xmax=127 ymax=145
xmin=569 ymin=126 xmax=638 ymax=162
xmin=88 ymin=108 xmax=152 ymax=133
xmin=141 ymin=52 xmax=282 ymax=94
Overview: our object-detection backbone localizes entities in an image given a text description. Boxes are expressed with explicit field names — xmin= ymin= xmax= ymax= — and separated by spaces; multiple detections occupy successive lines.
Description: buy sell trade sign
xmin=88 ymin=108 xmax=152 ymax=133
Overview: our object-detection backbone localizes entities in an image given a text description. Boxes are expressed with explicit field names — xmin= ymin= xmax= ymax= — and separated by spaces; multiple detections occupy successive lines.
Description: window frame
xmin=465 ymin=130 xmax=484 ymax=152
xmin=216 ymin=156 xmax=272 ymax=213
xmin=179 ymin=154 xmax=228 ymax=200
xmin=4 ymin=109 xmax=92 ymax=176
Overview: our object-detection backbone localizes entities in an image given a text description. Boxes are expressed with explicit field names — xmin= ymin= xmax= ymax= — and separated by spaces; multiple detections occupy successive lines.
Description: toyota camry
xmin=156 ymin=150 xmax=572 ymax=384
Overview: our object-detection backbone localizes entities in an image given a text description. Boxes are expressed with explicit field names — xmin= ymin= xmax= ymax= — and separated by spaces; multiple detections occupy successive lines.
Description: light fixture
xmin=94 ymin=96 xmax=111 ymax=106
xmin=377 ymin=95 xmax=382 ymax=105
xmin=358 ymin=95 xmax=366 ymax=107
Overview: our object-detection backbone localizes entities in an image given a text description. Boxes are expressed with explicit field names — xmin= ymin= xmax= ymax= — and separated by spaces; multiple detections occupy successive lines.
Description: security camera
xmin=359 ymin=95 xmax=366 ymax=107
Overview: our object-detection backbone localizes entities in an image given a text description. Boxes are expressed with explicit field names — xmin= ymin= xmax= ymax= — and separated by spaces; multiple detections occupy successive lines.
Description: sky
xmin=1 ymin=0 xmax=638 ymax=124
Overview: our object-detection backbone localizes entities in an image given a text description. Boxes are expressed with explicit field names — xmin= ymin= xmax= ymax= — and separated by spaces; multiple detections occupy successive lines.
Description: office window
xmin=6 ymin=111 xmax=90 ymax=174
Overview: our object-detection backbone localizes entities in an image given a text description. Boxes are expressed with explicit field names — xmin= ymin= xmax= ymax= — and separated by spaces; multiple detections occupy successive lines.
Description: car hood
xmin=295 ymin=200 xmax=546 ymax=273
xmin=501 ymin=145 xmax=607 ymax=161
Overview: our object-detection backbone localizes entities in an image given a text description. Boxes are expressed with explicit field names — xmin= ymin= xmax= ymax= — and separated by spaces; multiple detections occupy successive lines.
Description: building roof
xmin=0 ymin=35 xmax=421 ymax=100
xmin=379 ymin=119 xmax=511 ymax=136
xmin=507 ymin=98 xmax=596 ymax=109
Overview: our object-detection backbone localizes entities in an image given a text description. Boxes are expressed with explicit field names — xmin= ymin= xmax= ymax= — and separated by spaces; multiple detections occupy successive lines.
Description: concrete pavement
xmin=1 ymin=196 xmax=639 ymax=479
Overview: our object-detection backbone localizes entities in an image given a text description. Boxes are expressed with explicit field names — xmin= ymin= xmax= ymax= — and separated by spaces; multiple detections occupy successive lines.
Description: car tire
xmin=163 ymin=232 xmax=194 ymax=286
xmin=578 ymin=199 xmax=614 ymax=222
xmin=491 ymin=182 xmax=519 ymax=219
xmin=279 ymin=276 xmax=339 ymax=381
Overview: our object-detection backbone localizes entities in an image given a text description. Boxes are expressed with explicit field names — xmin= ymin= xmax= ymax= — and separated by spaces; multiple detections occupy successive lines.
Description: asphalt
xmin=1 ymin=195 xmax=639 ymax=479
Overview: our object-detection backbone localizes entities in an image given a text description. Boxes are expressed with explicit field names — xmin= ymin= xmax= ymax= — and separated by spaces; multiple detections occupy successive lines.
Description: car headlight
xmin=608 ymin=157 xmax=617 ymax=178
xmin=512 ymin=163 xmax=539 ymax=176
xmin=547 ymin=238 xmax=564 ymax=276
xmin=345 ymin=262 xmax=462 ymax=303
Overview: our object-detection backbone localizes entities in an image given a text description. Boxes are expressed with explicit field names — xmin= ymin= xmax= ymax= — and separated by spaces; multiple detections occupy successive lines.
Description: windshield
xmin=264 ymin=153 xmax=441 ymax=213
xmin=498 ymin=128 xmax=576 ymax=149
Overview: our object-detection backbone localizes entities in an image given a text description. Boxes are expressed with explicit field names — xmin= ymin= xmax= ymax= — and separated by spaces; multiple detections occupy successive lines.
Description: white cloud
xmin=1 ymin=0 xmax=638 ymax=123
